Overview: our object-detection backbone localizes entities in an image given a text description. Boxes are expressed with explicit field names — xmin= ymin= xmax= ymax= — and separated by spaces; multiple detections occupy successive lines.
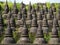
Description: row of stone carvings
xmin=0 ymin=0 xmax=60 ymax=44
xmin=0 ymin=12 xmax=60 ymax=44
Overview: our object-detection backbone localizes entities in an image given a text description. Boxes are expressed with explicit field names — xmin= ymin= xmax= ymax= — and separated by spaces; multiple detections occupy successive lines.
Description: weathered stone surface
xmin=26 ymin=11 xmax=32 ymax=25
xmin=2 ymin=0 xmax=9 ymax=19
xmin=17 ymin=21 xmax=30 ymax=44
xmin=16 ymin=12 xmax=22 ymax=26
xmin=10 ymin=16 xmax=16 ymax=31
xmin=1 ymin=20 xmax=16 ymax=44
xmin=17 ymin=12 xmax=22 ymax=20
xmin=53 ymin=12 xmax=59 ymax=30
xmin=5 ymin=10 xmax=12 ymax=25
xmin=37 ymin=11 xmax=43 ymax=25
xmin=30 ymin=15 xmax=38 ymax=34
xmin=12 ymin=0 xmax=18 ymax=14
xmin=42 ymin=14 xmax=49 ymax=34
xmin=42 ymin=15 xmax=48 ymax=27
xmin=12 ymin=0 xmax=18 ymax=18
xmin=48 ymin=17 xmax=59 ymax=44
xmin=47 ymin=11 xmax=53 ymax=27
xmin=43 ymin=4 xmax=48 ymax=14
xmin=7 ymin=10 xmax=12 ymax=20
xmin=37 ymin=12 xmax=42 ymax=20
xmin=34 ymin=20 xmax=46 ymax=44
